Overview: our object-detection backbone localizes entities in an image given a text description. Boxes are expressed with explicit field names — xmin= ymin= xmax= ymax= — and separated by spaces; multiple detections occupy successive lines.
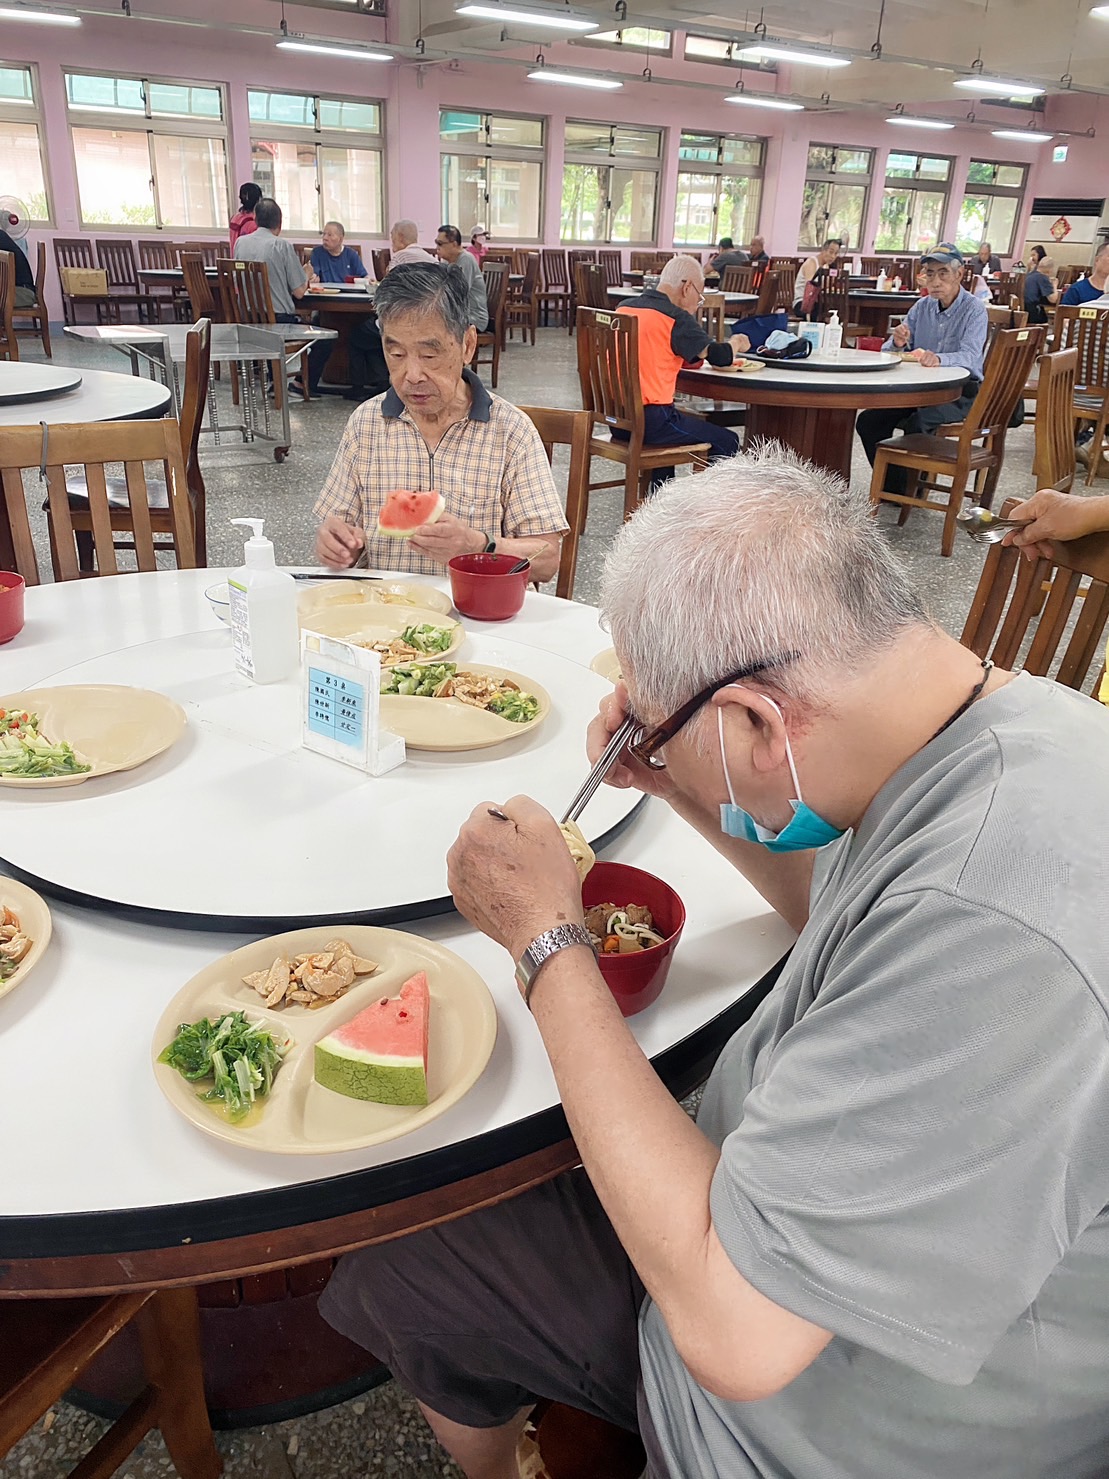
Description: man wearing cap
xmin=856 ymin=243 xmax=988 ymax=493
xmin=466 ymin=227 xmax=489 ymax=265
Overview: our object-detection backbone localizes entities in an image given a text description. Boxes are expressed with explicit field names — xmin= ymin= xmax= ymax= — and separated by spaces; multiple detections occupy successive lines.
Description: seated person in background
xmin=793 ymin=239 xmax=841 ymax=315
xmin=1024 ymin=253 xmax=1061 ymax=324
xmin=1028 ymin=244 xmax=1047 ymax=271
xmin=466 ymin=226 xmax=489 ymax=264
xmin=310 ymin=221 xmax=367 ymax=285
xmin=1062 ymin=242 xmax=1109 ymax=305
xmin=321 ymin=447 xmax=1109 ymax=1479
xmin=388 ymin=219 xmax=436 ymax=269
xmin=235 ymin=198 xmax=332 ymax=397
xmin=974 ymin=241 xmax=1001 ymax=276
xmin=314 ymin=263 xmax=566 ymax=581
xmin=0 ymin=228 xmax=35 ymax=306
xmin=615 ymin=254 xmax=750 ymax=486
xmin=709 ymin=236 xmax=750 ymax=274
xmin=435 ymin=224 xmax=491 ymax=331
xmin=856 ymin=243 xmax=987 ymax=493
xmin=747 ymin=234 xmax=770 ymax=269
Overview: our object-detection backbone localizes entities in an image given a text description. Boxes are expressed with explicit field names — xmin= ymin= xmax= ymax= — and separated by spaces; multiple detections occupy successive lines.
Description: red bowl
xmin=448 ymin=553 xmax=530 ymax=621
xmin=584 ymin=861 xmax=686 ymax=1017
xmin=0 ymin=572 xmax=25 ymax=645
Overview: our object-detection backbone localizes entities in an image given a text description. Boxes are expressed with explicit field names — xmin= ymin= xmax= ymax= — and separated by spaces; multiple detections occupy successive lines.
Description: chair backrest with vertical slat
xmin=95 ymin=239 xmax=140 ymax=290
xmin=574 ymin=261 xmax=608 ymax=310
xmin=53 ymin=238 xmax=95 ymax=272
xmin=541 ymin=249 xmax=568 ymax=291
xmin=31 ymin=240 xmax=46 ymax=304
xmin=986 ymin=303 xmax=1028 ymax=329
xmin=480 ymin=260 xmax=507 ymax=331
xmin=218 ymin=258 xmax=274 ymax=324
xmin=178 ymin=319 xmax=212 ymax=557
xmin=769 ymin=255 xmax=800 ymax=277
xmin=179 ymin=253 xmax=215 ymax=318
xmin=595 ymin=250 xmax=620 ymax=288
xmin=961 ymin=495 xmax=1109 ymax=689
xmin=371 ymin=247 xmax=390 ymax=279
xmin=964 ymin=326 xmax=1046 ymax=439
xmin=576 ymin=307 xmax=644 ymax=447
xmin=819 ymin=276 xmax=851 ymax=324
xmin=1033 ymin=347 xmax=1078 ymax=492
xmin=860 ymin=256 xmax=882 ymax=275
xmin=1053 ymin=304 xmax=1109 ymax=390
xmin=519 ymin=252 xmax=540 ymax=297
xmin=518 ymin=405 xmax=593 ymax=601
xmin=0 ymin=420 xmax=196 ymax=584
xmin=0 ymin=252 xmax=17 ymax=361
xmin=720 ymin=264 xmax=757 ymax=294
xmin=629 ymin=251 xmax=655 ymax=273
xmin=137 ymin=240 xmax=178 ymax=270
xmin=190 ymin=241 xmax=222 ymax=269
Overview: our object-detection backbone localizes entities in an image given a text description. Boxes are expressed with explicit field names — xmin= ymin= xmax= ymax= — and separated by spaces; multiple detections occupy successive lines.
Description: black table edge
xmin=0 ymin=952 xmax=787 ymax=1260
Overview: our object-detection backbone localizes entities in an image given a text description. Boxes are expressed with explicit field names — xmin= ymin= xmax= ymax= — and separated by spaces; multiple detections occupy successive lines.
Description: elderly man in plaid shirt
xmin=314 ymin=263 xmax=567 ymax=583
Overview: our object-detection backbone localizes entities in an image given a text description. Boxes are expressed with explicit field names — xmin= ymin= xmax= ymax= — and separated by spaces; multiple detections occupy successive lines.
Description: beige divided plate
xmin=589 ymin=648 xmax=623 ymax=684
xmin=297 ymin=580 xmax=453 ymax=624
xmin=0 ymin=877 xmax=52 ymax=1004
xmin=302 ymin=603 xmax=463 ymax=664
xmin=151 ymin=925 xmax=498 ymax=1154
xmin=381 ymin=664 xmax=549 ymax=751
xmin=0 ymin=685 xmax=187 ymax=790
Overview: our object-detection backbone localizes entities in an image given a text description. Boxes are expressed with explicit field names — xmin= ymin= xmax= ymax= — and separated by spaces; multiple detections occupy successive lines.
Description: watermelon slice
xmin=376 ymin=490 xmax=445 ymax=540
xmin=313 ymin=971 xmax=430 ymax=1105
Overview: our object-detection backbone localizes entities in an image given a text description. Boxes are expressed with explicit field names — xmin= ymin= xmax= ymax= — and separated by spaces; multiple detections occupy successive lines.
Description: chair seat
xmin=877 ymin=431 xmax=996 ymax=470
xmin=592 ymin=435 xmax=711 ymax=467
xmin=62 ymin=473 xmax=170 ymax=511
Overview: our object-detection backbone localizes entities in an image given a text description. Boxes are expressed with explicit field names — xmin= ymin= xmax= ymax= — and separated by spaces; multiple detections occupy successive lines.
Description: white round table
xmin=0 ymin=362 xmax=83 ymax=404
xmin=0 ymin=365 xmax=172 ymax=427
xmin=0 ymin=570 xmax=794 ymax=1284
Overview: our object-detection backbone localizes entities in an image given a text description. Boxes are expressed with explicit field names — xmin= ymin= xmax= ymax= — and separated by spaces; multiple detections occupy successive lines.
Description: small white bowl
xmin=205 ymin=581 xmax=231 ymax=625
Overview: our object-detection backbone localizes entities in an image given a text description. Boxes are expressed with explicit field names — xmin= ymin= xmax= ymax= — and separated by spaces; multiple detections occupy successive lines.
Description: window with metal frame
xmin=955 ymin=159 xmax=1028 ymax=258
xmin=586 ymin=27 xmax=672 ymax=54
xmin=875 ymin=151 xmax=952 ymax=254
xmin=799 ymin=144 xmax=872 ymax=251
xmin=439 ymin=109 xmax=544 ymax=243
xmin=250 ymin=89 xmax=385 ymax=237
xmin=673 ymin=132 xmax=764 ymax=247
xmin=561 ymin=120 xmax=662 ymax=245
xmin=66 ymin=70 xmax=228 ymax=230
xmin=0 ymin=62 xmax=49 ymax=224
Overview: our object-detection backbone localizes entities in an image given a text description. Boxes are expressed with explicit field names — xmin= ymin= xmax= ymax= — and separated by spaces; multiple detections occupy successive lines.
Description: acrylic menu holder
xmin=301 ymin=632 xmax=405 ymax=776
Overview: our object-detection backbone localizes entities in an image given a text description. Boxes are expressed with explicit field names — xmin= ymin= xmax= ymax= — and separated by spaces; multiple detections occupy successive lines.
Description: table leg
xmin=315 ymin=309 xmax=352 ymax=385
xmin=744 ymin=404 xmax=857 ymax=481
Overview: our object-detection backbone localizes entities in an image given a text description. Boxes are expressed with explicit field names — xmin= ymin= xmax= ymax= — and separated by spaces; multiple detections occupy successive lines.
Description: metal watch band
xmin=515 ymin=923 xmax=594 ymax=1008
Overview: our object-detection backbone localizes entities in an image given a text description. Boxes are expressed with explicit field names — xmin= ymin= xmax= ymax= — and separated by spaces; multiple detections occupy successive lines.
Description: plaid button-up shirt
xmin=313 ymin=370 xmax=567 ymax=577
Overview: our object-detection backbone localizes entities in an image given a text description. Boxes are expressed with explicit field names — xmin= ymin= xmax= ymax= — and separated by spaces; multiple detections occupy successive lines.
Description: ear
xmin=715 ymin=687 xmax=790 ymax=776
xmin=462 ymin=323 xmax=478 ymax=361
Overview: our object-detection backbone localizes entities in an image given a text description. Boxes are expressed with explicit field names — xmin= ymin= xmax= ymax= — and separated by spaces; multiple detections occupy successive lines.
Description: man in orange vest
xmin=615 ymin=254 xmax=748 ymax=488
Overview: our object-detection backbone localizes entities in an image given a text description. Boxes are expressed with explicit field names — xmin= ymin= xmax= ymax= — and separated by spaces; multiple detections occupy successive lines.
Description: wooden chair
xmin=180 ymin=252 xmax=218 ymax=322
xmin=1032 ymin=346 xmax=1078 ymax=491
xmin=961 ymin=495 xmax=1109 ymax=691
xmin=217 ymin=258 xmax=310 ymax=400
xmin=1052 ymin=304 xmax=1109 ymax=485
xmin=870 ymin=326 xmax=1046 ymax=556
xmin=371 ymin=247 xmax=390 ymax=279
xmin=474 ymin=260 xmax=507 ymax=387
xmin=138 ymin=240 xmax=179 ymax=269
xmin=0 ymin=1288 xmax=220 ymax=1479
xmin=598 ymin=250 xmax=623 ymax=289
xmin=860 ymin=256 xmax=883 ymax=276
xmin=993 ymin=270 xmax=1025 ymax=305
xmin=769 ymin=255 xmax=800 ymax=278
xmin=3 ymin=419 xmax=197 ymax=585
xmin=182 ymin=241 xmax=222 ymax=269
xmin=720 ymin=264 xmax=757 ymax=294
xmin=61 ymin=319 xmax=213 ymax=572
xmin=10 ymin=241 xmax=51 ymax=357
xmin=987 ymin=302 xmax=1028 ymax=330
xmin=538 ymin=249 xmax=571 ymax=328
xmin=699 ymin=292 xmax=726 ymax=343
xmin=96 ymin=239 xmax=161 ymax=323
xmin=566 ymin=249 xmax=598 ymax=335
xmin=629 ymin=250 xmax=655 ymax=273
xmin=754 ymin=269 xmax=789 ymax=317
xmin=0 ymin=251 xmax=17 ymax=362
xmin=576 ymin=307 xmax=710 ymax=519
xmin=53 ymin=237 xmax=113 ymax=324
xmin=573 ymin=261 xmax=609 ymax=312
xmin=506 ymin=251 xmax=540 ymax=345
xmin=519 ymin=405 xmax=592 ymax=600
xmin=817 ymin=277 xmax=862 ymax=343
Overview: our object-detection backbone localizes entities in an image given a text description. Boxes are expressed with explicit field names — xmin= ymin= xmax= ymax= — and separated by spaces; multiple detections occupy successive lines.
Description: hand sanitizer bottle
xmin=823 ymin=310 xmax=843 ymax=359
xmin=227 ymin=518 xmax=299 ymax=684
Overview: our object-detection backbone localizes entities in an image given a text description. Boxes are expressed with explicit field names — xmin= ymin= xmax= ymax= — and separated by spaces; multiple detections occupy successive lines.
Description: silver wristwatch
xmin=515 ymin=923 xmax=595 ymax=1006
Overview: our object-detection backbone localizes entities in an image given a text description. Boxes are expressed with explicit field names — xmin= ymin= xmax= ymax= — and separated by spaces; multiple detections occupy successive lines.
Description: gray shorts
xmin=320 ymin=1167 xmax=669 ymax=1475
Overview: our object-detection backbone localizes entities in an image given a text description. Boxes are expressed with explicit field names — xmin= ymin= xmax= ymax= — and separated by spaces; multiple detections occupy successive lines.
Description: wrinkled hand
xmin=447 ymin=797 xmax=584 ymax=966
xmin=586 ymin=682 xmax=675 ymax=803
xmin=316 ymin=516 xmax=365 ymax=569
xmin=730 ymin=333 xmax=751 ymax=355
xmin=891 ymin=321 xmax=912 ymax=349
xmin=916 ymin=349 xmax=941 ymax=368
xmin=1002 ymin=488 xmax=1107 ymax=562
xmin=408 ymin=511 xmax=484 ymax=564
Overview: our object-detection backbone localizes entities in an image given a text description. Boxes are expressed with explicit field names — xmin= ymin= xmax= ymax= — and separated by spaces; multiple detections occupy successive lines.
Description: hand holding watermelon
xmin=316 ymin=516 xmax=367 ymax=569
xmin=408 ymin=510 xmax=486 ymax=562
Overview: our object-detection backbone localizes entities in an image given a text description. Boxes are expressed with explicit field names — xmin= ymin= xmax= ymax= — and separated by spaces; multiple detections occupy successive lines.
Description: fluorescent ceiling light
xmin=527 ymin=68 xmax=622 ymax=88
xmin=886 ymin=115 xmax=955 ymax=129
xmin=276 ymin=40 xmax=393 ymax=60
xmin=991 ymin=128 xmax=1054 ymax=142
xmin=735 ymin=43 xmax=850 ymax=68
xmin=0 ymin=4 xmax=80 ymax=22
xmin=1092 ymin=4 xmax=1109 ymax=15
xmin=726 ymin=93 xmax=805 ymax=110
xmin=457 ymin=3 xmax=599 ymax=30
xmin=954 ymin=76 xmax=1045 ymax=95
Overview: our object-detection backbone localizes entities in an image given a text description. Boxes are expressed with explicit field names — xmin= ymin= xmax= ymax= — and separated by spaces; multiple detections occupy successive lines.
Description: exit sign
xmin=1053 ymin=145 xmax=1069 ymax=163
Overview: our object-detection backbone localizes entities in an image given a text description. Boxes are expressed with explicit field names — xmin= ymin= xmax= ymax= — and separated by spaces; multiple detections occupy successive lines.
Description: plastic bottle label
xmin=227 ymin=579 xmax=253 ymax=679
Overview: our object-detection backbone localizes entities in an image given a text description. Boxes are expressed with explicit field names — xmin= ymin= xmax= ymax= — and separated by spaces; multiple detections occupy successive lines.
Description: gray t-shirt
xmin=452 ymin=250 xmax=490 ymax=330
xmin=642 ymin=673 xmax=1109 ymax=1479
xmin=233 ymin=228 xmax=305 ymax=317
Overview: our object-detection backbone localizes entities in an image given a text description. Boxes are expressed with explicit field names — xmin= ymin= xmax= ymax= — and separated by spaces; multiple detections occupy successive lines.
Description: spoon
xmin=956 ymin=506 xmax=1031 ymax=545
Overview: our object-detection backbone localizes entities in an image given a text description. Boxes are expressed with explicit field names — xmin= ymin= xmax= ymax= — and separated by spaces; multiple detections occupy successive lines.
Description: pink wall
xmin=3 ymin=5 xmax=1101 ymax=319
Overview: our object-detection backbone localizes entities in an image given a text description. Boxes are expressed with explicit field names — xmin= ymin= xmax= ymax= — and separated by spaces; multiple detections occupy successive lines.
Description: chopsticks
xmin=290 ymin=572 xmax=382 ymax=582
xmin=560 ymin=716 xmax=637 ymax=825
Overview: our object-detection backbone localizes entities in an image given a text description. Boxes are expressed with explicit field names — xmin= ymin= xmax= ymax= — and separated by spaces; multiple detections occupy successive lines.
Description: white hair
xmin=601 ymin=444 xmax=927 ymax=732
xmin=392 ymin=218 xmax=419 ymax=245
xmin=658 ymin=254 xmax=704 ymax=290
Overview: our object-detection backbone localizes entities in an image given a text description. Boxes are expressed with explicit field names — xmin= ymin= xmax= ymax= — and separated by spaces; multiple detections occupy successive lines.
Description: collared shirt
xmin=310 ymin=245 xmax=367 ymax=284
xmin=449 ymin=250 xmax=490 ymax=329
xmin=313 ymin=367 xmax=567 ymax=577
xmin=388 ymin=245 xmax=437 ymax=270
xmin=882 ymin=286 xmax=987 ymax=381
xmin=616 ymin=287 xmax=733 ymax=406
xmin=233 ymin=228 xmax=305 ymax=317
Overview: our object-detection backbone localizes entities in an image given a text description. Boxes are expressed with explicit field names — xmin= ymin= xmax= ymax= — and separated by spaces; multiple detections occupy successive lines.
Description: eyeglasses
xmin=627 ymin=652 xmax=799 ymax=770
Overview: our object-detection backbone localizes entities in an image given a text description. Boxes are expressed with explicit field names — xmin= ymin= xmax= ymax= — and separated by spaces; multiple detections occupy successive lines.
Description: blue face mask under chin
xmin=717 ymin=697 xmax=845 ymax=854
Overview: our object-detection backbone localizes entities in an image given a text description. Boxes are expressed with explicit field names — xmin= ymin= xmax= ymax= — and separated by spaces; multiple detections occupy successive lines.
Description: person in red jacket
xmin=229 ymin=182 xmax=262 ymax=250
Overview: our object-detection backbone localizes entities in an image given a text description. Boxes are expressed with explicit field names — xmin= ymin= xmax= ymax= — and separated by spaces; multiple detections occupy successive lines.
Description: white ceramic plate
xmin=297 ymin=580 xmax=453 ymax=623
xmin=0 ymin=686 xmax=187 ymax=790
xmin=0 ymin=877 xmax=51 ymax=1004
xmin=380 ymin=663 xmax=549 ymax=751
xmin=302 ymin=604 xmax=464 ymax=665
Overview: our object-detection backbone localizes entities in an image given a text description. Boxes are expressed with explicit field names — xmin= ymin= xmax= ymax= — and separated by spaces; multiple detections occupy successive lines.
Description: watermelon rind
xmin=313 ymin=1042 xmax=428 ymax=1105
xmin=376 ymin=490 xmax=445 ymax=541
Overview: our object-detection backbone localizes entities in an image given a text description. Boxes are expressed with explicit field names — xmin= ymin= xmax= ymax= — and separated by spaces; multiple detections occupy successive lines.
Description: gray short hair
xmin=658 ymin=254 xmax=703 ymax=291
xmin=601 ymin=444 xmax=927 ymax=730
xmin=323 ymin=220 xmax=345 ymax=237
xmin=392 ymin=218 xmax=419 ymax=245
xmin=374 ymin=262 xmax=471 ymax=344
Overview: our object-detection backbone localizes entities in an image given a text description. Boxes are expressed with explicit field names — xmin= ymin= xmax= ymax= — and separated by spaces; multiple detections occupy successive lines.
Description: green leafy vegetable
xmin=489 ymin=689 xmax=540 ymax=724
xmin=0 ymin=730 xmax=92 ymax=778
xmin=158 ymin=1012 xmax=290 ymax=1122
xmin=380 ymin=662 xmax=457 ymax=698
xmin=400 ymin=623 xmax=454 ymax=654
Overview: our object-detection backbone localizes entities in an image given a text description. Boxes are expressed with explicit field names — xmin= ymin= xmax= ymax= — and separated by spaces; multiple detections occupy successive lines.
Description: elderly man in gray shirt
xmin=232 ymin=197 xmax=311 ymax=317
xmin=435 ymin=223 xmax=491 ymax=331
xmin=320 ymin=444 xmax=1109 ymax=1479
